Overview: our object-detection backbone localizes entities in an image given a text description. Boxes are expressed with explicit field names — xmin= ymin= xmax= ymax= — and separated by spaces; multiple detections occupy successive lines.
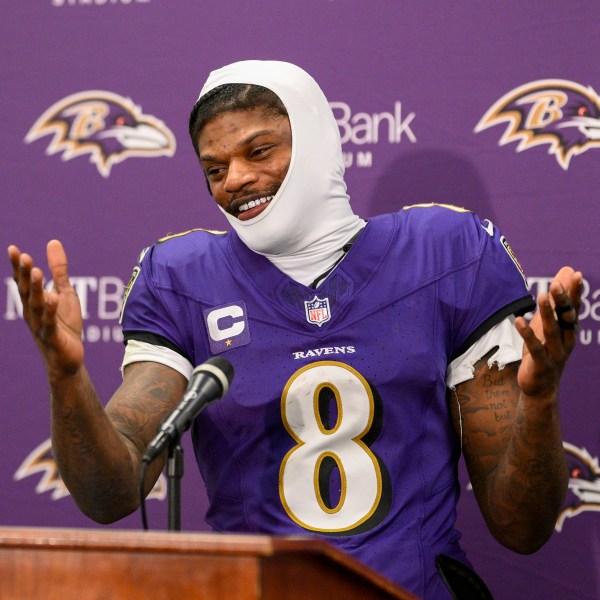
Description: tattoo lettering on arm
xmin=505 ymin=372 xmax=566 ymax=508
xmin=452 ymin=360 xmax=514 ymax=483
xmin=451 ymin=349 xmax=567 ymax=553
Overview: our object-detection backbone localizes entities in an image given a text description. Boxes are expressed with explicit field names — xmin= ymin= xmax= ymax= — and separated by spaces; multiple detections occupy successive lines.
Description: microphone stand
xmin=166 ymin=436 xmax=184 ymax=531
xmin=141 ymin=357 xmax=234 ymax=532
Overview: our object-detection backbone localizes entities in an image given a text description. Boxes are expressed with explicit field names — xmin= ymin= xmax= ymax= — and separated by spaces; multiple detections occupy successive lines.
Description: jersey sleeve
xmin=448 ymin=214 xmax=535 ymax=360
xmin=119 ymin=245 xmax=193 ymax=363
xmin=121 ymin=339 xmax=193 ymax=380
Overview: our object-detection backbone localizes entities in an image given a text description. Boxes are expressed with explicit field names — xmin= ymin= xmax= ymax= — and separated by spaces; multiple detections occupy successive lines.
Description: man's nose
xmin=224 ymin=159 xmax=258 ymax=192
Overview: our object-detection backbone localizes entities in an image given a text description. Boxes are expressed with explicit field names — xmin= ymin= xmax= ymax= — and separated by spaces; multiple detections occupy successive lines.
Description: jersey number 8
xmin=279 ymin=361 xmax=389 ymax=535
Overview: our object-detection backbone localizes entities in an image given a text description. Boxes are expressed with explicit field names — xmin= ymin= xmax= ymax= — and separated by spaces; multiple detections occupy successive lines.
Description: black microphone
xmin=142 ymin=357 xmax=234 ymax=463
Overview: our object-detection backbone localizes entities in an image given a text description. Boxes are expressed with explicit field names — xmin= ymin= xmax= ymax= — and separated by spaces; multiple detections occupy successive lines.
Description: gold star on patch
xmin=225 ymin=339 xmax=232 ymax=346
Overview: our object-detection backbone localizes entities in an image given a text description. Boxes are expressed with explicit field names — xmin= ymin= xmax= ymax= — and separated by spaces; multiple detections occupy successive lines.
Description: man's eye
xmin=252 ymin=145 xmax=272 ymax=158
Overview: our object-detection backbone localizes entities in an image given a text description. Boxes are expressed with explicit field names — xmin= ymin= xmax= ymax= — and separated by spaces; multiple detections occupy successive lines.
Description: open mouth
xmin=236 ymin=195 xmax=273 ymax=221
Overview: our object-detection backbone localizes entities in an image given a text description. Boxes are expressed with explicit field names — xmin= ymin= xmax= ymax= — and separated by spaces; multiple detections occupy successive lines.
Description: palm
xmin=44 ymin=283 xmax=85 ymax=372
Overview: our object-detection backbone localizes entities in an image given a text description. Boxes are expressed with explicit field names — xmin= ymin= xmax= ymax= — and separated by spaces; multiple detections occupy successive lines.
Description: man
xmin=8 ymin=60 xmax=582 ymax=599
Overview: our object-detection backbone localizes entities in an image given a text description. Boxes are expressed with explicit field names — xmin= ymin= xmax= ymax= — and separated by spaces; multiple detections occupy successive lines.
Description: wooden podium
xmin=0 ymin=527 xmax=419 ymax=600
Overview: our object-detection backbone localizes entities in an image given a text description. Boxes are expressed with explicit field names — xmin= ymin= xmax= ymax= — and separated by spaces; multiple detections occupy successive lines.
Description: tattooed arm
xmin=8 ymin=240 xmax=187 ymax=523
xmin=50 ymin=361 xmax=186 ymax=523
xmin=450 ymin=267 xmax=582 ymax=553
xmin=450 ymin=356 xmax=567 ymax=553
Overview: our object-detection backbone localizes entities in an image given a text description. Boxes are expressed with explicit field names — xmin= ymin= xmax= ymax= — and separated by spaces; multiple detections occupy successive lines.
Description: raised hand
xmin=8 ymin=240 xmax=84 ymax=378
xmin=514 ymin=266 xmax=583 ymax=399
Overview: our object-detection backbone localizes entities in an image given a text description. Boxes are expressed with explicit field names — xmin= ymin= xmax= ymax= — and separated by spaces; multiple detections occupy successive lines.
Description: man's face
xmin=197 ymin=107 xmax=292 ymax=221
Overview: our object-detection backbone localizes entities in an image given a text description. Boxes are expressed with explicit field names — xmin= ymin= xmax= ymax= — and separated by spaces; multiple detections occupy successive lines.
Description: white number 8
xmin=279 ymin=361 xmax=385 ymax=534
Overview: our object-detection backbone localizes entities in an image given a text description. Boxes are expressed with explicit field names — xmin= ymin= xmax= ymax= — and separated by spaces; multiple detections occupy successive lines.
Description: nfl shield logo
xmin=304 ymin=295 xmax=331 ymax=327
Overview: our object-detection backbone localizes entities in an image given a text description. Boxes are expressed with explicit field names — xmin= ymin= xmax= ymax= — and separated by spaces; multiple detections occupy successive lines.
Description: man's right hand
xmin=8 ymin=240 xmax=189 ymax=523
xmin=8 ymin=240 xmax=84 ymax=379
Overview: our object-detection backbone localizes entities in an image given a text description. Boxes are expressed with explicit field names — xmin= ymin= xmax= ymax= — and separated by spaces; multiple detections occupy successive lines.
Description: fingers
xmin=47 ymin=240 xmax=70 ymax=291
xmin=28 ymin=266 xmax=47 ymax=331
xmin=8 ymin=240 xmax=70 ymax=294
xmin=514 ymin=314 xmax=543 ymax=358
xmin=517 ymin=267 xmax=583 ymax=360
xmin=8 ymin=246 xmax=41 ymax=307
xmin=549 ymin=267 xmax=583 ymax=307
xmin=513 ymin=267 xmax=582 ymax=399
xmin=7 ymin=243 xmax=63 ymax=342
xmin=539 ymin=291 xmax=571 ymax=354
xmin=7 ymin=244 xmax=22 ymax=276
xmin=549 ymin=268 xmax=583 ymax=337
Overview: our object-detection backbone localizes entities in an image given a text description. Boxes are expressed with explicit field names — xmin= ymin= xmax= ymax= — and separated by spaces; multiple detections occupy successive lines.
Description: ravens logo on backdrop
xmin=25 ymin=91 xmax=176 ymax=177
xmin=556 ymin=441 xmax=600 ymax=531
xmin=14 ymin=439 xmax=70 ymax=500
xmin=15 ymin=438 xmax=167 ymax=501
xmin=475 ymin=79 xmax=600 ymax=169
xmin=464 ymin=440 xmax=600 ymax=532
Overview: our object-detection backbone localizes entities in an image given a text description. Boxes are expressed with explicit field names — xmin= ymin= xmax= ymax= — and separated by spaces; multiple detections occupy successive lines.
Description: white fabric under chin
xmin=445 ymin=315 xmax=524 ymax=389
xmin=197 ymin=60 xmax=366 ymax=287
xmin=121 ymin=316 xmax=522 ymax=387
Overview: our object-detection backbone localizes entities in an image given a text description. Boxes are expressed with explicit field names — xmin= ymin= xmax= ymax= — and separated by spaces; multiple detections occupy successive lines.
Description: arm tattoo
xmin=452 ymin=350 xmax=567 ymax=550
xmin=50 ymin=362 xmax=186 ymax=521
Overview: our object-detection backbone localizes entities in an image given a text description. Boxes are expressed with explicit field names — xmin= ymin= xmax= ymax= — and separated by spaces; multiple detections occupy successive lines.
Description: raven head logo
xmin=475 ymin=79 xmax=600 ymax=169
xmin=15 ymin=438 xmax=167 ymax=501
xmin=14 ymin=439 xmax=70 ymax=500
xmin=555 ymin=441 xmax=600 ymax=531
xmin=25 ymin=91 xmax=176 ymax=177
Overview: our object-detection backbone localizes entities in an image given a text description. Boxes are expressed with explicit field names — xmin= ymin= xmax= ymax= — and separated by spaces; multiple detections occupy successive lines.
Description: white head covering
xmin=198 ymin=60 xmax=364 ymax=286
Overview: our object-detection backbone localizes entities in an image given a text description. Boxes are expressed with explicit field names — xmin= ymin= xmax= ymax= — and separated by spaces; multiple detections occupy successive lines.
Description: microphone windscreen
xmin=194 ymin=356 xmax=234 ymax=393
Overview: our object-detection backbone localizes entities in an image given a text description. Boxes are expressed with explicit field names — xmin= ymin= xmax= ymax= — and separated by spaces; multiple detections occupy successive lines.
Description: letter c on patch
xmin=206 ymin=305 xmax=245 ymax=341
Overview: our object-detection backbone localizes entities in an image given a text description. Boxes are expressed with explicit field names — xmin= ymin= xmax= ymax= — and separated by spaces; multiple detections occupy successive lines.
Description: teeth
xmin=238 ymin=196 xmax=272 ymax=213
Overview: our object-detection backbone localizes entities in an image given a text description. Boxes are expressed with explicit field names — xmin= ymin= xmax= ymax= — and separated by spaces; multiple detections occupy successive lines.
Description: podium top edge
xmin=0 ymin=526 xmax=319 ymax=556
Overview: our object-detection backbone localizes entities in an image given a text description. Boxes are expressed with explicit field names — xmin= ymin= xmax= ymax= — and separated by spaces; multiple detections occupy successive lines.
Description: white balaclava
xmin=197 ymin=60 xmax=365 ymax=286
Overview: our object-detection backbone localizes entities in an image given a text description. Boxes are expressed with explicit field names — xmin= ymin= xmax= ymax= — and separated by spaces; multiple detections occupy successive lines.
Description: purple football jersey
xmin=121 ymin=205 xmax=535 ymax=599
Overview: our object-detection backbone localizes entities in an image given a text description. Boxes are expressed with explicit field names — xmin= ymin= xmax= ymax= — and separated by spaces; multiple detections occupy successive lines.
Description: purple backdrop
xmin=2 ymin=2 xmax=599 ymax=598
